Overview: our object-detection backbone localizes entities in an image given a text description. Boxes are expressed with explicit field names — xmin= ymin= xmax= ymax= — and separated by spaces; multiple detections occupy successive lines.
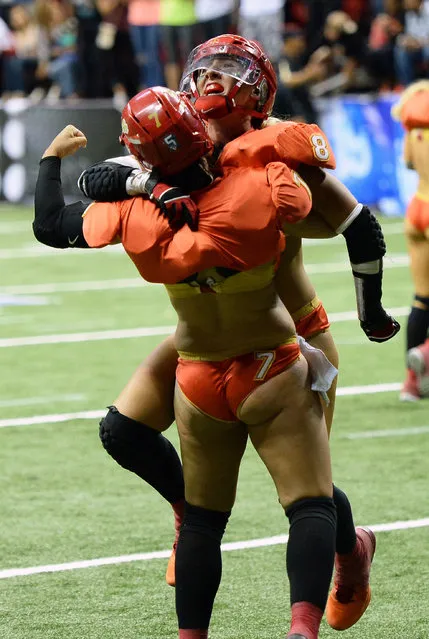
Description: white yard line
xmin=302 ymin=222 xmax=405 ymax=245
xmin=0 ymin=308 xmax=410 ymax=348
xmin=0 ymin=410 xmax=105 ymax=427
xmin=0 ymin=278 xmax=154 ymax=295
xmin=0 ymin=325 xmax=177 ymax=348
xmin=343 ymin=426 xmax=429 ymax=439
xmin=0 ymin=394 xmax=85 ymax=408
xmin=0 ymin=382 xmax=406 ymax=428
xmin=336 ymin=382 xmax=401 ymax=396
xmin=0 ymin=516 xmax=428 ymax=579
xmin=305 ymin=255 xmax=409 ymax=274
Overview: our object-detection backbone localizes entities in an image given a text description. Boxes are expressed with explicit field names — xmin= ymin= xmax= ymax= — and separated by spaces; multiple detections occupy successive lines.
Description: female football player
xmin=34 ymin=88 xmax=337 ymax=639
xmin=392 ymin=81 xmax=429 ymax=401
xmin=79 ymin=36 xmax=392 ymax=632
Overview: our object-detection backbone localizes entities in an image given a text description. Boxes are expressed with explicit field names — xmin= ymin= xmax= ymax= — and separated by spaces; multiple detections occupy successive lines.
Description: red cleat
xmin=399 ymin=369 xmax=420 ymax=402
xmin=326 ymin=527 xmax=376 ymax=631
xmin=407 ymin=339 xmax=429 ymax=397
xmin=166 ymin=499 xmax=185 ymax=587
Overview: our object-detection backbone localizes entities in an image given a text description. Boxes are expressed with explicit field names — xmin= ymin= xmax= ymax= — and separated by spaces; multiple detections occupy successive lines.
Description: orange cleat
xmin=326 ymin=527 xmax=376 ymax=631
xmin=166 ymin=499 xmax=185 ymax=587
xmin=399 ymin=369 xmax=420 ymax=402
xmin=408 ymin=339 xmax=429 ymax=397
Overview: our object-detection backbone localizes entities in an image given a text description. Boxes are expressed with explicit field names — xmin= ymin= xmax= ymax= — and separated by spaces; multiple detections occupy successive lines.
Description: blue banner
xmin=317 ymin=95 xmax=418 ymax=216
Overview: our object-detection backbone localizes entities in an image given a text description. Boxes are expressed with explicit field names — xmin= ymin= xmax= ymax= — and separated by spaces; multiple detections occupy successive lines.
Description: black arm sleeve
xmin=33 ymin=156 xmax=89 ymax=248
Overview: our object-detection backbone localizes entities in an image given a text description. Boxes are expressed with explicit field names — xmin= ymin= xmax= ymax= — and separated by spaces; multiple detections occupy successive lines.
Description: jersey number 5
xmin=310 ymin=134 xmax=330 ymax=162
xmin=254 ymin=351 xmax=276 ymax=381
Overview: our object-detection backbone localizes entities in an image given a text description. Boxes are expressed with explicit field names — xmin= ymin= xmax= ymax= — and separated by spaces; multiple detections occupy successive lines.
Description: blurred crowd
xmin=1 ymin=0 xmax=429 ymax=121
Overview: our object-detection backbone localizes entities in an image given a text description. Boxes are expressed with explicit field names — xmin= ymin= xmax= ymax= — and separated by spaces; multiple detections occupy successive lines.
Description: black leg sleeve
xmin=407 ymin=297 xmax=429 ymax=351
xmin=175 ymin=503 xmax=230 ymax=630
xmin=99 ymin=406 xmax=184 ymax=504
xmin=333 ymin=485 xmax=356 ymax=555
xmin=286 ymin=497 xmax=337 ymax=611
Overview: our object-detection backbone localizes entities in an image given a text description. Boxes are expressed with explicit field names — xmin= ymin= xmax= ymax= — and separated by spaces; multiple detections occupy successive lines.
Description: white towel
xmin=298 ymin=336 xmax=338 ymax=405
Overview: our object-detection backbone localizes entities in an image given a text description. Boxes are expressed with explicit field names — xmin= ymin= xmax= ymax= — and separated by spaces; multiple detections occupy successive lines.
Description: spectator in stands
xmin=71 ymin=0 xmax=101 ymax=98
xmin=310 ymin=10 xmax=372 ymax=95
xmin=275 ymin=23 xmax=327 ymax=122
xmin=127 ymin=0 xmax=165 ymax=89
xmin=367 ymin=0 xmax=403 ymax=89
xmin=94 ymin=0 xmax=138 ymax=107
xmin=304 ymin=0 xmax=341 ymax=48
xmin=237 ymin=0 xmax=284 ymax=72
xmin=394 ymin=0 xmax=429 ymax=86
xmin=0 ymin=15 xmax=16 ymax=97
xmin=194 ymin=0 xmax=235 ymax=43
xmin=34 ymin=0 xmax=79 ymax=100
xmin=160 ymin=0 xmax=197 ymax=90
xmin=2 ymin=4 xmax=39 ymax=98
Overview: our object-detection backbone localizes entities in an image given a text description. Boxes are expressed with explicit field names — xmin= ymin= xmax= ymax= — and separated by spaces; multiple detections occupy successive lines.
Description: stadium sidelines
xmin=1 ymin=516 xmax=428 ymax=580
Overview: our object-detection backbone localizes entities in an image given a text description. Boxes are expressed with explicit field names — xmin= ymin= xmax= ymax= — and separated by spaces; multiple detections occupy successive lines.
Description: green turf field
xmin=1 ymin=204 xmax=428 ymax=639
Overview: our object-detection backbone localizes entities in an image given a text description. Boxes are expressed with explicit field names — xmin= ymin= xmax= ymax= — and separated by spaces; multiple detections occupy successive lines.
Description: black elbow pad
xmin=342 ymin=206 xmax=386 ymax=264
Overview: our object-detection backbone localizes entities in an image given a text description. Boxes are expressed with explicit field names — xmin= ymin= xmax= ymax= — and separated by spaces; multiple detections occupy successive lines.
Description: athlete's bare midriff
xmin=171 ymin=281 xmax=296 ymax=359
xmin=408 ymin=130 xmax=429 ymax=198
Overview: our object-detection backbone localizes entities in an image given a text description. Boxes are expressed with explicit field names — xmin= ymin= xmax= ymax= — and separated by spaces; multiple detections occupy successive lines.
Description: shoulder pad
xmin=274 ymin=121 xmax=336 ymax=170
xmin=220 ymin=126 xmax=281 ymax=168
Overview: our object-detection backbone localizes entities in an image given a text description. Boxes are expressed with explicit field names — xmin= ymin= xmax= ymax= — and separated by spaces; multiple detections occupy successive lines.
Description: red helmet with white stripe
xmin=180 ymin=34 xmax=277 ymax=121
xmin=119 ymin=86 xmax=213 ymax=175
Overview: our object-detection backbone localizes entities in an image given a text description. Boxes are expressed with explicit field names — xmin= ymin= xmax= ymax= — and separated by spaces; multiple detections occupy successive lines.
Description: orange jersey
xmin=219 ymin=121 xmax=336 ymax=172
xmin=82 ymin=162 xmax=311 ymax=284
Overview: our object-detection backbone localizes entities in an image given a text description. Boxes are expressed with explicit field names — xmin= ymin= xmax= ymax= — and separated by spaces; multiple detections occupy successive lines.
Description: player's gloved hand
xmin=78 ymin=162 xmax=134 ymax=201
xmin=360 ymin=309 xmax=401 ymax=343
xmin=145 ymin=172 xmax=199 ymax=231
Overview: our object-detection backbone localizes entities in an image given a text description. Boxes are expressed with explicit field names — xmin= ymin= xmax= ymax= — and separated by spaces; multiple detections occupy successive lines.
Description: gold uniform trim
xmin=165 ymin=261 xmax=277 ymax=299
xmin=415 ymin=191 xmax=429 ymax=203
xmin=178 ymin=336 xmax=297 ymax=362
xmin=290 ymin=296 xmax=321 ymax=322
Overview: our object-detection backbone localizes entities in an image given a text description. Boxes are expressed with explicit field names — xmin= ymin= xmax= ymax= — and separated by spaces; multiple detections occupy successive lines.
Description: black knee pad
xmin=415 ymin=295 xmax=429 ymax=310
xmin=286 ymin=496 xmax=337 ymax=530
xmin=99 ymin=405 xmax=159 ymax=455
xmin=182 ymin=502 xmax=230 ymax=543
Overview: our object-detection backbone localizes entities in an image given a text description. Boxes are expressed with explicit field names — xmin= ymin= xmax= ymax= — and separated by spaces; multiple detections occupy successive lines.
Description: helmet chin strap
xmin=194 ymin=83 xmax=266 ymax=121
xmin=194 ymin=94 xmax=236 ymax=120
xmin=194 ymin=94 xmax=266 ymax=121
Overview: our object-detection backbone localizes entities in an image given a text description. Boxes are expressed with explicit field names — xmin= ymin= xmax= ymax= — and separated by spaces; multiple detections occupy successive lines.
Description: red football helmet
xmin=180 ymin=34 xmax=277 ymax=120
xmin=119 ymin=86 xmax=213 ymax=175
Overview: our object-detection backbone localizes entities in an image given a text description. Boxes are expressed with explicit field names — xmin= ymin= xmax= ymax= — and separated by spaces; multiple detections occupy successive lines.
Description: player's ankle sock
xmin=179 ymin=631 xmax=208 ymax=639
xmin=99 ymin=406 xmax=184 ymax=503
xmin=407 ymin=301 xmax=429 ymax=351
xmin=286 ymin=497 xmax=336 ymax=613
xmin=289 ymin=601 xmax=323 ymax=639
xmin=333 ymin=485 xmax=356 ymax=554
xmin=176 ymin=503 xmax=230 ymax=630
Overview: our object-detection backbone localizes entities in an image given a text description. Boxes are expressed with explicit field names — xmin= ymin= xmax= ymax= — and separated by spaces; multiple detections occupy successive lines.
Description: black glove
xmin=78 ymin=162 xmax=134 ymax=201
xmin=360 ymin=310 xmax=401 ymax=343
xmin=145 ymin=172 xmax=199 ymax=231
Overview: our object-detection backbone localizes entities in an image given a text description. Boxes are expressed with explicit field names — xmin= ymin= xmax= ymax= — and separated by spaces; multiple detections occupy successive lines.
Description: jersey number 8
xmin=310 ymin=134 xmax=330 ymax=162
